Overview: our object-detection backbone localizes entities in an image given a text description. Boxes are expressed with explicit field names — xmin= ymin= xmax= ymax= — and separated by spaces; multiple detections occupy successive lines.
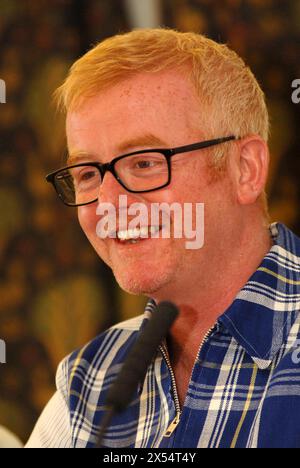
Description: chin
xmin=112 ymin=266 xmax=173 ymax=297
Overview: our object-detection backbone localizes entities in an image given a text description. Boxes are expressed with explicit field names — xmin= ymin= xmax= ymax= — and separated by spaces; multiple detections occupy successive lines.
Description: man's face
xmin=66 ymin=70 xmax=236 ymax=298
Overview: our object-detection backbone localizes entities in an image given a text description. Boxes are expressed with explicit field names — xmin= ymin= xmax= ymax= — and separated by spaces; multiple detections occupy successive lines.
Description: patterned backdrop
xmin=0 ymin=0 xmax=299 ymax=442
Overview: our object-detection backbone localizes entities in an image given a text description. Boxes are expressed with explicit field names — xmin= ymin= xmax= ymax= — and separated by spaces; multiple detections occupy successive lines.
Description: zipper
xmin=159 ymin=343 xmax=181 ymax=437
xmin=160 ymin=324 xmax=216 ymax=438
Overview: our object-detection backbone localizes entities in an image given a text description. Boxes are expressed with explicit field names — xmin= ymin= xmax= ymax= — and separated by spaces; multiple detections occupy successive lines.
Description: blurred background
xmin=0 ymin=0 xmax=299 ymax=443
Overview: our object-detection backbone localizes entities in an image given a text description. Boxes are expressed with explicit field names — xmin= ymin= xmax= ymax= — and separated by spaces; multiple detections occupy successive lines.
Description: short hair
xmin=55 ymin=28 xmax=269 ymax=145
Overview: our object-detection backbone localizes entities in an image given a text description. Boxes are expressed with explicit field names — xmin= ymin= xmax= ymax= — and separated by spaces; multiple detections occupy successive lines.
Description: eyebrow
xmin=66 ymin=151 xmax=93 ymax=166
xmin=117 ymin=134 xmax=168 ymax=153
xmin=66 ymin=133 xmax=168 ymax=166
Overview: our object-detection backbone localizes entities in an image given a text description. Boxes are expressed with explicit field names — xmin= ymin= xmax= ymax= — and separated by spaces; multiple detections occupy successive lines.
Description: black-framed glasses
xmin=46 ymin=135 xmax=237 ymax=207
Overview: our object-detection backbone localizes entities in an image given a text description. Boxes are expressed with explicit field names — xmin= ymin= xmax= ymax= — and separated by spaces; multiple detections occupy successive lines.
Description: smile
xmin=116 ymin=226 xmax=161 ymax=243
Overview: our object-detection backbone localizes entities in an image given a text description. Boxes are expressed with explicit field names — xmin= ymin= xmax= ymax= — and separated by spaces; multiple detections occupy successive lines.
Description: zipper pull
xmin=164 ymin=414 xmax=181 ymax=438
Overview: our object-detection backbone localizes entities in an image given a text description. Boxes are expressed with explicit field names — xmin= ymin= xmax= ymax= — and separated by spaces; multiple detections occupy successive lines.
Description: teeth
xmin=149 ymin=226 xmax=160 ymax=235
xmin=140 ymin=227 xmax=150 ymax=238
xmin=117 ymin=229 xmax=140 ymax=241
xmin=117 ymin=226 xmax=161 ymax=241
xmin=117 ymin=230 xmax=130 ymax=241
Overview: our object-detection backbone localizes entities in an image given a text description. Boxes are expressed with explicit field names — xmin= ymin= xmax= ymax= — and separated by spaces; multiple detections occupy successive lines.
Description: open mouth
xmin=115 ymin=226 xmax=162 ymax=244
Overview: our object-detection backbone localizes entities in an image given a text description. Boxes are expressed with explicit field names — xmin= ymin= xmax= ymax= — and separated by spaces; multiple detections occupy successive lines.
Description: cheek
xmin=78 ymin=205 xmax=111 ymax=264
xmin=78 ymin=205 xmax=98 ymax=240
xmin=171 ymin=160 xmax=207 ymax=198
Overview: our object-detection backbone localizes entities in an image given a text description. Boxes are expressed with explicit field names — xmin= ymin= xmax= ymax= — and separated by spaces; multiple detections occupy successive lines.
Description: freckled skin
xmin=66 ymin=70 xmax=237 ymax=298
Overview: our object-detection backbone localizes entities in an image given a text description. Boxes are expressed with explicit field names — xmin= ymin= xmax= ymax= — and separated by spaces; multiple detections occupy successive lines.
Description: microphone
xmin=96 ymin=301 xmax=179 ymax=447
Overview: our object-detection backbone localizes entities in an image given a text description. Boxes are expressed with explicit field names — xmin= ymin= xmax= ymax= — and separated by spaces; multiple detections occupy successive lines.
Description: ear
xmin=233 ymin=135 xmax=269 ymax=206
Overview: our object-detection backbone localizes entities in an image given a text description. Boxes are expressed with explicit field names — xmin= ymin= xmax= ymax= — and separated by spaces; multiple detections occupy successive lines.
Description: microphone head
xmin=155 ymin=301 xmax=179 ymax=325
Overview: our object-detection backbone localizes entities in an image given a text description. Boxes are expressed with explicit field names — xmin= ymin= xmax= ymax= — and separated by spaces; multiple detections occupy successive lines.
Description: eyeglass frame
xmin=46 ymin=135 xmax=238 ymax=207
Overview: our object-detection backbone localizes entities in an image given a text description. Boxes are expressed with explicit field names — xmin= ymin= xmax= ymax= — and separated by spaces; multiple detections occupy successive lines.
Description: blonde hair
xmin=55 ymin=28 xmax=269 ymax=213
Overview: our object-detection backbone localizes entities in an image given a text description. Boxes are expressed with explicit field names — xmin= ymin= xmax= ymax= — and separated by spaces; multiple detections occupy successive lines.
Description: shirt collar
xmin=145 ymin=223 xmax=300 ymax=370
xmin=219 ymin=223 xmax=300 ymax=369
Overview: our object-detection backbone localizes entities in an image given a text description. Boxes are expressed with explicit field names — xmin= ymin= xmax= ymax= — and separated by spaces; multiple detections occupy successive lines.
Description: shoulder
xmin=71 ymin=314 xmax=145 ymax=363
xmin=55 ymin=315 xmax=145 ymax=394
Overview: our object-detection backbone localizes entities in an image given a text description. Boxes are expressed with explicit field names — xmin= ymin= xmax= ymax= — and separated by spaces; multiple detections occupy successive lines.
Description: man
xmin=27 ymin=28 xmax=300 ymax=448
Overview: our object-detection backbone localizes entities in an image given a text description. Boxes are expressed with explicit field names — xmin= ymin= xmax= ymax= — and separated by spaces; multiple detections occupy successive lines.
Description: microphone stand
xmin=95 ymin=301 xmax=179 ymax=448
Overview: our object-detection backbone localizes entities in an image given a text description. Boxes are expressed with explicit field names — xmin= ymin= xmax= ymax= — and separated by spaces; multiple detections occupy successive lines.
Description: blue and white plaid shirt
xmin=27 ymin=223 xmax=300 ymax=448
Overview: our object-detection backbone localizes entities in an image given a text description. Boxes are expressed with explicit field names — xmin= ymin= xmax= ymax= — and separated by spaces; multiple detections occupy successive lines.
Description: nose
xmin=97 ymin=170 xmax=125 ymax=205
xmin=97 ymin=169 xmax=149 ymax=212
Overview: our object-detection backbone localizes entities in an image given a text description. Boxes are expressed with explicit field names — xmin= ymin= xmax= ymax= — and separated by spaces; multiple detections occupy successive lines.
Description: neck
xmin=152 ymin=217 xmax=273 ymax=366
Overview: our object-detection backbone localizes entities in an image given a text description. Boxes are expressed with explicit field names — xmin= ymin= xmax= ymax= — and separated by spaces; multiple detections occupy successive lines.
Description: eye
xmin=79 ymin=169 xmax=97 ymax=181
xmin=73 ymin=167 xmax=97 ymax=182
xmin=135 ymin=160 xmax=157 ymax=169
xmin=129 ymin=154 xmax=165 ymax=171
xmin=70 ymin=167 xmax=101 ymax=191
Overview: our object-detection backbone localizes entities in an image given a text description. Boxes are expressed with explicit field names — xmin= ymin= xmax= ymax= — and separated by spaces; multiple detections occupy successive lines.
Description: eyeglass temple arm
xmin=169 ymin=135 xmax=238 ymax=156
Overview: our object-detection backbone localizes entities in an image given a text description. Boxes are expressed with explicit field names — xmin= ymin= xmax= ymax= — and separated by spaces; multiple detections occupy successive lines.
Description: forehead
xmin=66 ymin=70 xmax=204 ymax=152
